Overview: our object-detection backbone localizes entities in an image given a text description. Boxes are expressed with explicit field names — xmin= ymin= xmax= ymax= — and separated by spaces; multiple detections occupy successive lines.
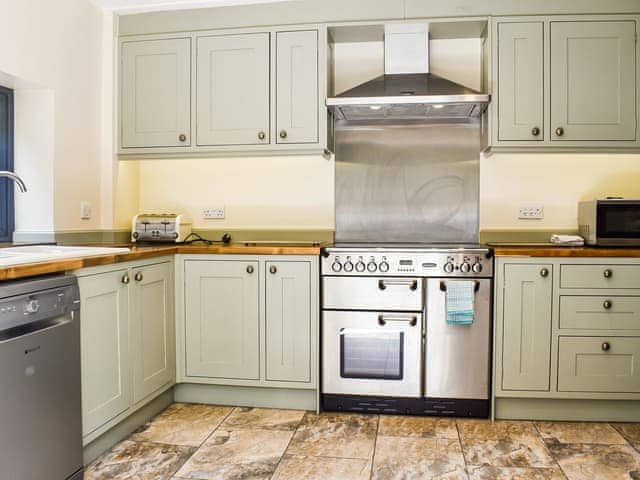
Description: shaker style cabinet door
xmin=276 ymin=30 xmax=319 ymax=144
xmin=497 ymin=22 xmax=544 ymax=141
xmin=120 ymin=38 xmax=191 ymax=148
xmin=184 ymin=260 xmax=260 ymax=380
xmin=78 ymin=269 xmax=131 ymax=436
xmin=501 ymin=264 xmax=553 ymax=391
xmin=265 ymin=261 xmax=311 ymax=383
xmin=197 ymin=33 xmax=270 ymax=146
xmin=550 ymin=21 xmax=637 ymax=141
xmin=130 ymin=262 xmax=175 ymax=404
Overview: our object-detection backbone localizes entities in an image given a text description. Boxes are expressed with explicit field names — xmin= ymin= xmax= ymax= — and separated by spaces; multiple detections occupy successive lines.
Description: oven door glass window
xmin=339 ymin=328 xmax=404 ymax=380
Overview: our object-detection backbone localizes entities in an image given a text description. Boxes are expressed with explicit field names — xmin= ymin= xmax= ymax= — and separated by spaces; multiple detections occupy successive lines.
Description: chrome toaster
xmin=131 ymin=213 xmax=192 ymax=243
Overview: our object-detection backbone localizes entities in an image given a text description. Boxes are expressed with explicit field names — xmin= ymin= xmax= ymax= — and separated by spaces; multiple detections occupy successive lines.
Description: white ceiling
xmin=91 ymin=0 xmax=289 ymax=14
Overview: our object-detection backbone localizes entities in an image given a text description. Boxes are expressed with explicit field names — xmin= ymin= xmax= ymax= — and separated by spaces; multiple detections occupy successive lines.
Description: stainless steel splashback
xmin=334 ymin=119 xmax=480 ymax=244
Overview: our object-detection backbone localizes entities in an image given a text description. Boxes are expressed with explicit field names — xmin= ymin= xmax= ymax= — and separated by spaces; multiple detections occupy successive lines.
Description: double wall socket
xmin=203 ymin=207 xmax=225 ymax=220
xmin=518 ymin=204 xmax=544 ymax=220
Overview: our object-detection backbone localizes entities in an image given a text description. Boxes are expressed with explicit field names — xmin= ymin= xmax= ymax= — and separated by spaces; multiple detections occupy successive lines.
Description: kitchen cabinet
xmin=120 ymin=37 xmax=191 ymax=149
xmin=496 ymin=22 xmax=544 ymax=141
xmin=75 ymin=258 xmax=175 ymax=443
xmin=265 ymin=260 xmax=311 ymax=382
xmin=196 ymin=33 xmax=270 ymax=146
xmin=275 ymin=30 xmax=319 ymax=144
xmin=500 ymin=263 xmax=553 ymax=391
xmin=490 ymin=15 xmax=639 ymax=151
xmin=184 ymin=260 xmax=260 ymax=380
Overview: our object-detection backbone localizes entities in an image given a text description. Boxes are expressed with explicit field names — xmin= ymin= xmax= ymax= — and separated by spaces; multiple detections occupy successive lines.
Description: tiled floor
xmin=85 ymin=403 xmax=640 ymax=480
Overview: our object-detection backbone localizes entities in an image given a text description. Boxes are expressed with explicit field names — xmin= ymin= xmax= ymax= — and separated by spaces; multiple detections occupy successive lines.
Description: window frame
xmin=0 ymin=85 xmax=14 ymax=243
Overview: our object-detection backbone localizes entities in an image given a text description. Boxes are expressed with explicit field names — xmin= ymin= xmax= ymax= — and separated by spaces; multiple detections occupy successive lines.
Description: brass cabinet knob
xmin=555 ymin=127 xmax=564 ymax=136
xmin=134 ymin=272 xmax=143 ymax=282
xmin=121 ymin=274 xmax=130 ymax=284
xmin=246 ymin=265 xmax=254 ymax=274
xmin=269 ymin=265 xmax=277 ymax=274
xmin=602 ymin=342 xmax=611 ymax=351
xmin=279 ymin=130 xmax=287 ymax=139
xmin=603 ymin=300 xmax=612 ymax=309
xmin=258 ymin=131 xmax=266 ymax=140
xmin=540 ymin=268 xmax=549 ymax=277
xmin=604 ymin=269 xmax=613 ymax=278
xmin=179 ymin=133 xmax=187 ymax=142
xmin=531 ymin=126 xmax=540 ymax=136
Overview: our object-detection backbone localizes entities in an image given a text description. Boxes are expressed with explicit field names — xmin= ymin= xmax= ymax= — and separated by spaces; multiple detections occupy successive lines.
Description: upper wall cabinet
xmin=118 ymin=26 xmax=327 ymax=159
xmin=490 ymin=15 xmax=639 ymax=151
xmin=197 ymin=33 xmax=270 ymax=146
xmin=120 ymin=38 xmax=191 ymax=148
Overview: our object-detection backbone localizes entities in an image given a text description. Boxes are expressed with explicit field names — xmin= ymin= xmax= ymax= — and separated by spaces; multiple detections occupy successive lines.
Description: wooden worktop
xmin=0 ymin=242 xmax=324 ymax=281
xmin=491 ymin=245 xmax=640 ymax=258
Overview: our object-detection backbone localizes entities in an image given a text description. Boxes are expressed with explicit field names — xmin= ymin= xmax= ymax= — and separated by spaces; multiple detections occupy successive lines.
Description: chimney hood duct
xmin=327 ymin=23 xmax=490 ymax=121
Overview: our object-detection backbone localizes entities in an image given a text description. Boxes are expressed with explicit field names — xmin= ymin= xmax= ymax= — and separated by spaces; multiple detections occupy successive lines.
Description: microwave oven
xmin=578 ymin=199 xmax=640 ymax=246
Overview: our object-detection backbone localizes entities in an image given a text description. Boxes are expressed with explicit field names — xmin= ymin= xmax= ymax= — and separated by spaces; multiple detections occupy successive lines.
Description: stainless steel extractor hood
xmin=327 ymin=24 xmax=490 ymax=120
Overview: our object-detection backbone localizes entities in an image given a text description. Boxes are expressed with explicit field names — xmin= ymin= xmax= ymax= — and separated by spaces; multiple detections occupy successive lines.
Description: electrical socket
xmin=80 ymin=201 xmax=92 ymax=220
xmin=518 ymin=204 xmax=544 ymax=220
xmin=203 ymin=206 xmax=225 ymax=220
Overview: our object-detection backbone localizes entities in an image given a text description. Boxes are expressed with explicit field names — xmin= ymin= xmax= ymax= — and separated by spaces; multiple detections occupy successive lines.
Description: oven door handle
xmin=378 ymin=279 xmax=418 ymax=291
xmin=439 ymin=280 xmax=480 ymax=292
xmin=378 ymin=314 xmax=418 ymax=327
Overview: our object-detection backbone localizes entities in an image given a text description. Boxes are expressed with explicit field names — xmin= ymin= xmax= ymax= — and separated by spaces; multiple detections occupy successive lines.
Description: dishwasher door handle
xmin=0 ymin=315 xmax=73 ymax=342
xmin=378 ymin=314 xmax=418 ymax=326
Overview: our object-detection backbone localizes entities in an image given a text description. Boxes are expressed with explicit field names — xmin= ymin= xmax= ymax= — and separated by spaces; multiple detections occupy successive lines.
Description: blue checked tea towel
xmin=445 ymin=280 xmax=475 ymax=325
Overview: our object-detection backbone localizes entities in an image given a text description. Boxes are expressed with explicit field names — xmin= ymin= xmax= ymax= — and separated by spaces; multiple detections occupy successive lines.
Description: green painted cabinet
xmin=497 ymin=22 xmax=544 ymax=141
xmin=550 ymin=21 xmax=636 ymax=142
xmin=120 ymin=37 xmax=191 ymax=149
xmin=265 ymin=260 xmax=311 ymax=382
xmin=501 ymin=263 xmax=553 ymax=391
xmin=130 ymin=262 xmax=175 ymax=403
xmin=78 ymin=268 xmax=131 ymax=437
xmin=196 ymin=33 xmax=270 ymax=146
xmin=275 ymin=30 xmax=319 ymax=144
xmin=184 ymin=260 xmax=260 ymax=380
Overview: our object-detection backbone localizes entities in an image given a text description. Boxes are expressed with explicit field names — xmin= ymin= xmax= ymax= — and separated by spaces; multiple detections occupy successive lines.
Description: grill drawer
xmin=322 ymin=276 xmax=423 ymax=311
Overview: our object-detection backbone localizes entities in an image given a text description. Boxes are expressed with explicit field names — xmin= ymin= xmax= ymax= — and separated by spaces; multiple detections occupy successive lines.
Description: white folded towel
xmin=550 ymin=234 xmax=584 ymax=246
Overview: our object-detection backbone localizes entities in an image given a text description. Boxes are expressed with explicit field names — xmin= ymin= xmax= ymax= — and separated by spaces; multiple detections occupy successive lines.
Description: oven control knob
xmin=443 ymin=262 xmax=455 ymax=273
xmin=367 ymin=261 xmax=378 ymax=272
xmin=331 ymin=261 xmax=342 ymax=272
xmin=460 ymin=262 xmax=471 ymax=273
xmin=379 ymin=261 xmax=389 ymax=273
xmin=472 ymin=263 xmax=483 ymax=273
xmin=355 ymin=261 xmax=366 ymax=272
xmin=343 ymin=261 xmax=354 ymax=272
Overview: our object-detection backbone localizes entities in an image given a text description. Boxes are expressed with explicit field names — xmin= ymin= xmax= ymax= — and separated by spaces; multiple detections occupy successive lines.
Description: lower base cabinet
xmin=76 ymin=258 xmax=175 ymax=443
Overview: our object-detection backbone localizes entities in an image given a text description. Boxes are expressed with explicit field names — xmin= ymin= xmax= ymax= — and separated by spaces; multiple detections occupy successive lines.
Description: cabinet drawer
xmin=322 ymin=276 xmax=423 ymax=311
xmin=560 ymin=265 xmax=640 ymax=289
xmin=560 ymin=296 xmax=640 ymax=331
xmin=558 ymin=336 xmax=640 ymax=393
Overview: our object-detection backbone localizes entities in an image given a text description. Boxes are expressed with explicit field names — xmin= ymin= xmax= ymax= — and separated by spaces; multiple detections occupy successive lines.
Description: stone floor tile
xmin=271 ymin=454 xmax=371 ymax=480
xmin=548 ymin=442 xmax=640 ymax=480
xmin=535 ymin=422 xmax=626 ymax=445
xmin=467 ymin=465 xmax=566 ymax=480
xmin=221 ymin=407 xmax=305 ymax=431
xmin=131 ymin=403 xmax=233 ymax=447
xmin=378 ymin=415 xmax=458 ymax=439
xmin=611 ymin=422 xmax=640 ymax=448
xmin=286 ymin=412 xmax=377 ymax=459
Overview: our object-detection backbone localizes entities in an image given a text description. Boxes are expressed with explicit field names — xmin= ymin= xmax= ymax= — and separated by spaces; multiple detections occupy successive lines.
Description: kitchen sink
xmin=0 ymin=245 xmax=130 ymax=267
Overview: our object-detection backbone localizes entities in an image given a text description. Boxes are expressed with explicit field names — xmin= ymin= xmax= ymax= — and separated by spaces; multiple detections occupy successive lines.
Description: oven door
xmin=322 ymin=310 xmax=422 ymax=397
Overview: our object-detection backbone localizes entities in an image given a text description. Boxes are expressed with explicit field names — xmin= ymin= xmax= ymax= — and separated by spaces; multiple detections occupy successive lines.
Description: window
xmin=0 ymin=86 xmax=14 ymax=242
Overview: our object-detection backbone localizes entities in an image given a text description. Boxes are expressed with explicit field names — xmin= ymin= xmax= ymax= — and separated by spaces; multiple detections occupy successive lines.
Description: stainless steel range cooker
xmin=321 ymin=245 xmax=493 ymax=417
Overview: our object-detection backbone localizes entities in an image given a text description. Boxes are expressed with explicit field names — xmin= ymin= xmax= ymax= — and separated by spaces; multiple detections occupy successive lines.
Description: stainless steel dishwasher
xmin=0 ymin=275 xmax=83 ymax=480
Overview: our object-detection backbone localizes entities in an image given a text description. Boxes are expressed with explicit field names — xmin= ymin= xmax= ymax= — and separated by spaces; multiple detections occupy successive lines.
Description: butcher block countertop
xmin=0 ymin=242 xmax=324 ymax=281
xmin=491 ymin=244 xmax=640 ymax=258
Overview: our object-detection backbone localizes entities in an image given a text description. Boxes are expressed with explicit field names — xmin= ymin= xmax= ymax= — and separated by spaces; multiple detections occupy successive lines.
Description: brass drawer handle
xmin=603 ymin=300 xmax=612 ymax=309
xmin=602 ymin=342 xmax=611 ymax=351
xmin=279 ymin=130 xmax=287 ymax=139
xmin=604 ymin=269 xmax=613 ymax=278
xmin=555 ymin=127 xmax=564 ymax=136
xmin=179 ymin=133 xmax=187 ymax=142
xmin=246 ymin=265 xmax=254 ymax=274
xmin=121 ymin=274 xmax=130 ymax=284
xmin=531 ymin=126 xmax=540 ymax=136
xmin=269 ymin=265 xmax=277 ymax=274
xmin=258 ymin=131 xmax=266 ymax=140
xmin=134 ymin=272 xmax=143 ymax=282
xmin=540 ymin=268 xmax=549 ymax=278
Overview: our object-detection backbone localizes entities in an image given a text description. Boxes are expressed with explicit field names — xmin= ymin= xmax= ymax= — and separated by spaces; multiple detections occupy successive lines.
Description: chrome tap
xmin=0 ymin=171 xmax=27 ymax=192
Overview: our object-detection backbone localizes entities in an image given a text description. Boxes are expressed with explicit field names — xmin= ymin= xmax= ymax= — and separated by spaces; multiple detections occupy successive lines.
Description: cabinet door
xmin=497 ymin=22 xmax=544 ymax=141
xmin=130 ymin=262 xmax=175 ymax=404
xmin=265 ymin=261 xmax=311 ymax=382
xmin=185 ymin=260 xmax=260 ymax=380
xmin=550 ymin=21 xmax=636 ymax=141
xmin=276 ymin=30 xmax=318 ymax=144
xmin=121 ymin=38 xmax=191 ymax=148
xmin=197 ymin=33 xmax=270 ymax=146
xmin=502 ymin=264 xmax=553 ymax=391
xmin=79 ymin=269 xmax=131 ymax=436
